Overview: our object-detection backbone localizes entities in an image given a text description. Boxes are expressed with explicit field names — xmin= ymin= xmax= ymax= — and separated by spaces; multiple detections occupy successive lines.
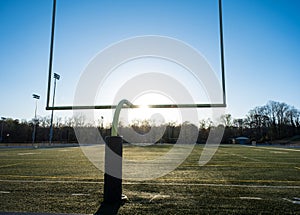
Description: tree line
xmin=220 ymin=101 xmax=300 ymax=143
xmin=0 ymin=100 xmax=299 ymax=144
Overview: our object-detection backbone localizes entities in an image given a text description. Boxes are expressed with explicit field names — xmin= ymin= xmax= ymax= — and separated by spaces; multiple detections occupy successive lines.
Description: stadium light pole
xmin=32 ymin=94 xmax=40 ymax=144
xmin=0 ymin=117 xmax=6 ymax=143
xmin=101 ymin=116 xmax=104 ymax=129
xmin=49 ymin=73 xmax=60 ymax=144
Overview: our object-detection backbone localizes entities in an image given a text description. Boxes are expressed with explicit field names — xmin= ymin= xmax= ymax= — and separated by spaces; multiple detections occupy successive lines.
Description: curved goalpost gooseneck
xmin=111 ymin=99 xmax=133 ymax=136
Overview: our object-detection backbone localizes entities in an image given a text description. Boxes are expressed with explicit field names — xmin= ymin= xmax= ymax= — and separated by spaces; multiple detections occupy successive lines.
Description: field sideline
xmin=0 ymin=144 xmax=299 ymax=214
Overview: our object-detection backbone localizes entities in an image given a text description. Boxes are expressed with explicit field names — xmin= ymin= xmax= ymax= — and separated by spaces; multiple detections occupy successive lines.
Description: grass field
xmin=0 ymin=144 xmax=299 ymax=214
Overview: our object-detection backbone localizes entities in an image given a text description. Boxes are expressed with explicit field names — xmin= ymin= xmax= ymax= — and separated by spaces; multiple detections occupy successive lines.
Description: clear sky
xmin=0 ymin=0 xmax=299 ymax=124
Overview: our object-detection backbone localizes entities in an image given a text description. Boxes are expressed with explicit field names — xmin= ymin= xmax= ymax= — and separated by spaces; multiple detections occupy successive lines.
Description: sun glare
xmin=138 ymin=104 xmax=149 ymax=109
xmin=122 ymin=92 xmax=182 ymax=125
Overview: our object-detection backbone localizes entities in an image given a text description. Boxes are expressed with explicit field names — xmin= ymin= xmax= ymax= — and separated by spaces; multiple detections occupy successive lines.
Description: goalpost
xmin=45 ymin=0 xmax=227 ymax=213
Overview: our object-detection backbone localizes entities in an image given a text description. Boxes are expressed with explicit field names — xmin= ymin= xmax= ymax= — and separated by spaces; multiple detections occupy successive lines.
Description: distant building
xmin=235 ymin=136 xmax=250 ymax=144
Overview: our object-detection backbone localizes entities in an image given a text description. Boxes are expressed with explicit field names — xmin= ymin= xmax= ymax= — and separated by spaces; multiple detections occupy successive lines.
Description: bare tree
xmin=220 ymin=114 xmax=233 ymax=127
xmin=73 ymin=114 xmax=86 ymax=127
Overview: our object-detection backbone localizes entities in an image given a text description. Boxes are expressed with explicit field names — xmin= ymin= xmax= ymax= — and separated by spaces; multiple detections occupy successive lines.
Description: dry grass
xmin=0 ymin=145 xmax=299 ymax=214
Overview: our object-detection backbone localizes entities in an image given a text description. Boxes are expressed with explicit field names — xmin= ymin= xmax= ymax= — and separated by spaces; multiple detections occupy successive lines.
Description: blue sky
xmin=0 ymin=0 xmax=299 ymax=123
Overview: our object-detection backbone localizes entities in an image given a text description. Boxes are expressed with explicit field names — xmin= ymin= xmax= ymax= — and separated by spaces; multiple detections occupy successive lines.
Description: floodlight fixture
xmin=49 ymin=73 xmax=60 ymax=144
xmin=54 ymin=73 xmax=60 ymax=80
xmin=33 ymin=94 xmax=40 ymax=100
xmin=32 ymin=94 xmax=40 ymax=144
xmin=32 ymin=94 xmax=40 ymax=119
xmin=0 ymin=117 xmax=6 ymax=143
xmin=101 ymin=116 xmax=104 ymax=129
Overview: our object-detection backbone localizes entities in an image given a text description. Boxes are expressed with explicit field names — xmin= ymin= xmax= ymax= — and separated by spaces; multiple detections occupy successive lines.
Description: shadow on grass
xmin=94 ymin=202 xmax=121 ymax=215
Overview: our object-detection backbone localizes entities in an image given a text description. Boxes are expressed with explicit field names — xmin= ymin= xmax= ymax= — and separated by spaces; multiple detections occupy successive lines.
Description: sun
xmin=138 ymin=104 xmax=149 ymax=109
xmin=125 ymin=92 xmax=181 ymax=125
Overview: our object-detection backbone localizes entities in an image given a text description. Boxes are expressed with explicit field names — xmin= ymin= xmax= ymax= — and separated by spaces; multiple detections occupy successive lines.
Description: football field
xmin=0 ymin=144 xmax=299 ymax=214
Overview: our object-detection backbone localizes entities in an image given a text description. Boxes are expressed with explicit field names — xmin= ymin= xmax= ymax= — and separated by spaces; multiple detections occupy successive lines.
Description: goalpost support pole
xmin=103 ymin=100 xmax=132 ymax=204
xmin=104 ymin=136 xmax=123 ymax=204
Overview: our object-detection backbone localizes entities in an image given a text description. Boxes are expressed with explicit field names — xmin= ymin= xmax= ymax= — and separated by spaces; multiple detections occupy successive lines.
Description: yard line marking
xmin=231 ymin=153 xmax=261 ymax=162
xmin=0 ymin=212 xmax=89 ymax=215
xmin=125 ymin=182 xmax=300 ymax=189
xmin=283 ymin=198 xmax=300 ymax=204
xmin=248 ymin=146 xmax=300 ymax=152
xmin=0 ymin=176 xmax=299 ymax=184
xmin=0 ymin=174 xmax=98 ymax=180
xmin=71 ymin=193 xmax=90 ymax=196
xmin=0 ymin=191 xmax=10 ymax=194
xmin=219 ymin=149 xmax=261 ymax=162
xmin=0 ymin=163 xmax=21 ymax=168
xmin=59 ymin=149 xmax=74 ymax=152
xmin=0 ymin=179 xmax=299 ymax=189
xmin=155 ymin=178 xmax=300 ymax=184
xmin=239 ymin=197 xmax=262 ymax=200
xmin=17 ymin=152 xmax=41 ymax=156
xmin=127 ymin=182 xmax=300 ymax=189
xmin=206 ymin=164 xmax=291 ymax=168
xmin=0 ymin=179 xmax=101 ymax=184
xmin=149 ymin=194 xmax=170 ymax=202
xmin=269 ymin=151 xmax=288 ymax=154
